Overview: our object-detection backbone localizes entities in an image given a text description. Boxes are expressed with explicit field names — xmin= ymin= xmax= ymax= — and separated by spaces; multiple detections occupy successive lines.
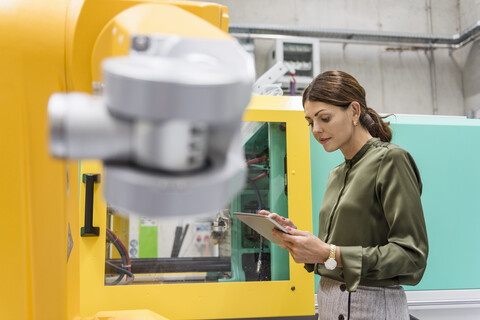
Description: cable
xmin=250 ymin=172 xmax=268 ymax=182
xmin=106 ymin=228 xmax=131 ymax=275
xmin=289 ymin=72 xmax=296 ymax=96
xmin=246 ymin=155 xmax=269 ymax=280
xmin=105 ymin=261 xmax=134 ymax=285
xmin=106 ymin=228 xmax=132 ymax=272
xmin=105 ymin=233 xmax=125 ymax=285
xmin=247 ymin=177 xmax=266 ymax=281
xmin=246 ymin=157 xmax=267 ymax=166
xmin=105 ymin=228 xmax=134 ymax=285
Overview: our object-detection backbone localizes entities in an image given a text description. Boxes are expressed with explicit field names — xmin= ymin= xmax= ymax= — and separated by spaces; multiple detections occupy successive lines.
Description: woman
xmin=259 ymin=70 xmax=428 ymax=320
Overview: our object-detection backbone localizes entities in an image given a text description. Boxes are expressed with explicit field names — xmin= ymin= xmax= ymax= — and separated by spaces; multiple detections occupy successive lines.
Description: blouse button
xmin=338 ymin=315 xmax=345 ymax=320
xmin=340 ymin=284 xmax=346 ymax=292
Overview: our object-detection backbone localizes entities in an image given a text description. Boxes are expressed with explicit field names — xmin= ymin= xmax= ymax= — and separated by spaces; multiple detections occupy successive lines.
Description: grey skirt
xmin=317 ymin=277 xmax=409 ymax=320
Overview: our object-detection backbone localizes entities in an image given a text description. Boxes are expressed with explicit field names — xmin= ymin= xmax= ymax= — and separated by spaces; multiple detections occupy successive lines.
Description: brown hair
xmin=302 ymin=70 xmax=392 ymax=142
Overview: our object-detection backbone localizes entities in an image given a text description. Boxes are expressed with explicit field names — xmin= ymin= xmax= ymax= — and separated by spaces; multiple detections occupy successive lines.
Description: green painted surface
xmin=227 ymin=122 xmax=270 ymax=282
xmin=268 ymin=123 xmax=289 ymax=281
xmin=226 ymin=122 xmax=289 ymax=282
xmin=310 ymin=116 xmax=480 ymax=292
xmin=139 ymin=222 xmax=158 ymax=258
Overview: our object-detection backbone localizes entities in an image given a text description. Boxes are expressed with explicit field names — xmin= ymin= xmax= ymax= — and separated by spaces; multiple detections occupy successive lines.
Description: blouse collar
xmin=345 ymin=138 xmax=378 ymax=166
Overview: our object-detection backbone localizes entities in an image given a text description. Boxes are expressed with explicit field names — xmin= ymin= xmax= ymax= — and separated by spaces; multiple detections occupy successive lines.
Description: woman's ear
xmin=350 ymin=101 xmax=361 ymax=121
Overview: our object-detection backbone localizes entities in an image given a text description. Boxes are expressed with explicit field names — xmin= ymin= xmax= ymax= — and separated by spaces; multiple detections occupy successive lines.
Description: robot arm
xmin=252 ymin=61 xmax=295 ymax=95
xmin=48 ymin=35 xmax=255 ymax=217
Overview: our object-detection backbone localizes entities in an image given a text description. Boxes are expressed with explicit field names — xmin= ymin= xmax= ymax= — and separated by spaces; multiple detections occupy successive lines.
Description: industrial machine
xmin=71 ymin=97 xmax=315 ymax=319
xmin=1 ymin=1 xmax=314 ymax=319
xmin=3 ymin=1 xmax=480 ymax=319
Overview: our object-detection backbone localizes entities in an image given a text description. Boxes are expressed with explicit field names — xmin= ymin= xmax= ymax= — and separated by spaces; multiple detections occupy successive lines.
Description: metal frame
xmin=230 ymin=21 xmax=480 ymax=49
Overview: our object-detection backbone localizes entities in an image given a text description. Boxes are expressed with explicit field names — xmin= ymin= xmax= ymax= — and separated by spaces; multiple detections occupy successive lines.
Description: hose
xmin=246 ymin=157 xmax=267 ymax=166
xmin=250 ymin=172 xmax=268 ymax=182
xmin=105 ymin=228 xmax=134 ymax=285
xmin=105 ymin=261 xmax=134 ymax=285
xmin=247 ymin=177 xmax=266 ymax=281
xmin=106 ymin=228 xmax=131 ymax=274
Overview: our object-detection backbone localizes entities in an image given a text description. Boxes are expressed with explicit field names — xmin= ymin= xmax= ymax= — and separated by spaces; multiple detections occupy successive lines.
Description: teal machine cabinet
xmin=227 ymin=122 xmax=290 ymax=282
xmin=311 ymin=115 xmax=480 ymax=319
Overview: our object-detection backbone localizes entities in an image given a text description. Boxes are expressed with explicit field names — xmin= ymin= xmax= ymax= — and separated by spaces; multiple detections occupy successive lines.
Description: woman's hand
xmin=257 ymin=210 xmax=297 ymax=230
xmin=273 ymin=227 xmax=331 ymax=264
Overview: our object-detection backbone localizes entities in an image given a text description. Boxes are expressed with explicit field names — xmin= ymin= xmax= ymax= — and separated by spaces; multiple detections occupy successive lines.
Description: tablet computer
xmin=233 ymin=212 xmax=289 ymax=246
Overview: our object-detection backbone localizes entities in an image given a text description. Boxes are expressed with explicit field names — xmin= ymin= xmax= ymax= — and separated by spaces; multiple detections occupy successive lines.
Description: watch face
xmin=325 ymin=258 xmax=337 ymax=270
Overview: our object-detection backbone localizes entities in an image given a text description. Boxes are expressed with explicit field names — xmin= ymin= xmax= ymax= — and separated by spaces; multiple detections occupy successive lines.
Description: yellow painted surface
xmin=220 ymin=6 xmax=230 ymax=33
xmin=85 ymin=309 xmax=169 ymax=320
xmin=67 ymin=0 xmax=231 ymax=92
xmin=78 ymin=96 xmax=315 ymax=319
xmin=109 ymin=4 xmax=230 ymax=39
xmin=1 ymin=0 xmax=315 ymax=318
xmin=110 ymin=215 xmax=130 ymax=260
xmin=1 ymin=0 xmax=229 ymax=318
xmin=67 ymin=160 xmax=81 ymax=320
xmin=0 ymin=1 xmax=72 ymax=319
xmin=91 ymin=3 xmax=231 ymax=81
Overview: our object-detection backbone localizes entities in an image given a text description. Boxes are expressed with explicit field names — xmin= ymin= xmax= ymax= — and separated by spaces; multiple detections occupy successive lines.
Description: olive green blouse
xmin=305 ymin=138 xmax=428 ymax=292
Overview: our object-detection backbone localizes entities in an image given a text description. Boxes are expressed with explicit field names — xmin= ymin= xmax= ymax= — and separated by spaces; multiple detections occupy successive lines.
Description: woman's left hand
xmin=273 ymin=227 xmax=329 ymax=264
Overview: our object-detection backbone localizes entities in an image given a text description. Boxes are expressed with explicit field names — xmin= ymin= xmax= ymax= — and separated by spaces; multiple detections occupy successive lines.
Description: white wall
xmin=213 ymin=0 xmax=480 ymax=116
xmin=458 ymin=0 xmax=480 ymax=116
xmin=459 ymin=0 xmax=480 ymax=28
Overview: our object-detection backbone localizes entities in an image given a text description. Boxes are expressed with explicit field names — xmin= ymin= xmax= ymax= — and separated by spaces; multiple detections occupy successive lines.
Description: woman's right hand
xmin=257 ymin=210 xmax=297 ymax=230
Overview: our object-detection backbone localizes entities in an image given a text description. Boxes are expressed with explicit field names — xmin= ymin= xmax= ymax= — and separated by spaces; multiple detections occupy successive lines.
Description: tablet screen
xmin=233 ymin=212 xmax=289 ymax=246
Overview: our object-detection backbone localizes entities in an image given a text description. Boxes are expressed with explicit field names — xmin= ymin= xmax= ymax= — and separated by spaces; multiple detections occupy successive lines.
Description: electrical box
xmin=268 ymin=38 xmax=320 ymax=95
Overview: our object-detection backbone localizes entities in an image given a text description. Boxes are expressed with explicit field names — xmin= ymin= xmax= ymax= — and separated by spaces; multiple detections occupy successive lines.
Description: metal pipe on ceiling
xmin=230 ymin=21 xmax=480 ymax=49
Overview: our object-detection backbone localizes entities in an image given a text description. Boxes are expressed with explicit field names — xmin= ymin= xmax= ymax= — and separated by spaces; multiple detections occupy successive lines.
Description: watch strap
xmin=329 ymin=244 xmax=336 ymax=260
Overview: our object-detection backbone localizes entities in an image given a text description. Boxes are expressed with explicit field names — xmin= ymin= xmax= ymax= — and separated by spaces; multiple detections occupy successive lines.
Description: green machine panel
xmin=310 ymin=115 xmax=480 ymax=292
xmin=228 ymin=122 xmax=290 ymax=282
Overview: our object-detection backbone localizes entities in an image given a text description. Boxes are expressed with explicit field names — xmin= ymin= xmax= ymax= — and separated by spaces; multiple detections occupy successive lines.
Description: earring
xmin=353 ymin=121 xmax=358 ymax=127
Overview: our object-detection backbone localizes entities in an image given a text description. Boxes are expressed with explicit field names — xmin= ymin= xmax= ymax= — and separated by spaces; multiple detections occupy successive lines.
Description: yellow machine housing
xmin=1 ymin=0 xmax=315 ymax=319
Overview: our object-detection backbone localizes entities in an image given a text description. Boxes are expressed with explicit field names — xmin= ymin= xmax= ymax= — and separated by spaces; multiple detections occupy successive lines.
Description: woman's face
xmin=304 ymin=100 xmax=355 ymax=153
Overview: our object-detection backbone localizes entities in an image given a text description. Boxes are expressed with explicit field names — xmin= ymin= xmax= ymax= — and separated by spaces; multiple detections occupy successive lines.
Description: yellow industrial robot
xmin=1 ymin=0 xmax=314 ymax=319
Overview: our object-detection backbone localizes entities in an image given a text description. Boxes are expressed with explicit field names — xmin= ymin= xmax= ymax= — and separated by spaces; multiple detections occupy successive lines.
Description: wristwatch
xmin=324 ymin=244 xmax=337 ymax=270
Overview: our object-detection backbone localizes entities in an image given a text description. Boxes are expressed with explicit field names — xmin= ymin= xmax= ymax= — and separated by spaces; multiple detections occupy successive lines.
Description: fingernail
xmin=286 ymin=226 xmax=291 ymax=231
xmin=281 ymin=217 xmax=286 ymax=220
